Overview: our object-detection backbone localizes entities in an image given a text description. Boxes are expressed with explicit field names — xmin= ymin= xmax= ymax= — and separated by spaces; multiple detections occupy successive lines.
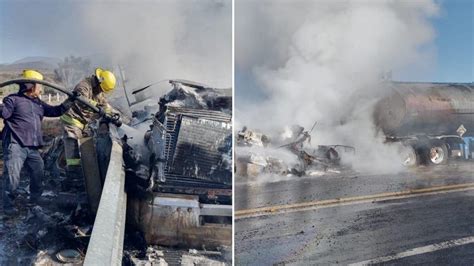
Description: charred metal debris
xmin=236 ymin=125 xmax=355 ymax=177
xmin=122 ymin=80 xmax=232 ymax=256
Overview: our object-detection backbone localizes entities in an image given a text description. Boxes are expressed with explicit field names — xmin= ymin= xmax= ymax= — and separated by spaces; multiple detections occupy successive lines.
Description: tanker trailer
xmin=374 ymin=82 xmax=474 ymax=166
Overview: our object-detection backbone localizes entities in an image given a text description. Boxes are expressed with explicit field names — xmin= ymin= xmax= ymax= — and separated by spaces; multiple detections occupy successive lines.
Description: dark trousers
xmin=2 ymin=141 xmax=44 ymax=210
xmin=63 ymin=124 xmax=84 ymax=180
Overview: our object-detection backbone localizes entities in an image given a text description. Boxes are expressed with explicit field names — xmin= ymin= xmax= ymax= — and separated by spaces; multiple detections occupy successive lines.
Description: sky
xmin=393 ymin=0 xmax=473 ymax=82
xmin=428 ymin=0 xmax=473 ymax=82
xmin=0 ymin=0 xmax=232 ymax=88
xmin=0 ymin=0 xmax=471 ymax=83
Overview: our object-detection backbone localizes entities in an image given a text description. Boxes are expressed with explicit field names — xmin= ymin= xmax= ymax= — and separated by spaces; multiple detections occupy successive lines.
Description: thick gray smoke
xmin=236 ymin=0 xmax=439 ymax=173
xmin=1 ymin=0 xmax=231 ymax=91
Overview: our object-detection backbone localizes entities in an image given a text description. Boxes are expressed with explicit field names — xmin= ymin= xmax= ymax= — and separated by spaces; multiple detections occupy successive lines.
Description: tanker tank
xmin=374 ymin=82 xmax=474 ymax=137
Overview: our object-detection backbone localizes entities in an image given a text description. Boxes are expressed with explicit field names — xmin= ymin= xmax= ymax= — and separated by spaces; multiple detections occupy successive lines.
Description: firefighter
xmin=2 ymin=70 xmax=76 ymax=215
xmin=60 ymin=68 xmax=120 ymax=183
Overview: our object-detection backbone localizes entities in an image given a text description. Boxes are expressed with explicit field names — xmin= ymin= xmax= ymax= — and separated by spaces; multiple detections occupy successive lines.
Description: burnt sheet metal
xmin=127 ymin=193 xmax=232 ymax=248
xmin=84 ymin=125 xmax=127 ymax=265
xmin=131 ymin=79 xmax=232 ymax=111
xmin=147 ymin=119 xmax=167 ymax=182
xmin=237 ymin=127 xmax=270 ymax=147
xmin=159 ymin=107 xmax=232 ymax=185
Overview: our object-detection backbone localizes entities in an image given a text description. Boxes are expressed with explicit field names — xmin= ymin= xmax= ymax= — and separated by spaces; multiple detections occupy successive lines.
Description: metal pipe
xmin=118 ymin=65 xmax=132 ymax=107
xmin=84 ymin=125 xmax=127 ymax=265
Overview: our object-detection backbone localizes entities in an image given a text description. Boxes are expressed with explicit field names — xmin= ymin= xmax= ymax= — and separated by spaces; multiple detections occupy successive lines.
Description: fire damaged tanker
xmin=374 ymin=82 xmax=474 ymax=166
xmin=122 ymin=80 xmax=232 ymax=248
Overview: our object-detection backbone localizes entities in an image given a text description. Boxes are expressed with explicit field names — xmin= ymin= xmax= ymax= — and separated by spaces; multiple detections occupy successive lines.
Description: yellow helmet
xmin=95 ymin=68 xmax=116 ymax=93
xmin=23 ymin=69 xmax=43 ymax=81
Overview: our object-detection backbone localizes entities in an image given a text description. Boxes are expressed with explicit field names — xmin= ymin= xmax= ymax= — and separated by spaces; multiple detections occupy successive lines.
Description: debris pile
xmin=0 ymin=171 xmax=93 ymax=264
xmin=123 ymin=245 xmax=231 ymax=265
xmin=236 ymin=125 xmax=355 ymax=177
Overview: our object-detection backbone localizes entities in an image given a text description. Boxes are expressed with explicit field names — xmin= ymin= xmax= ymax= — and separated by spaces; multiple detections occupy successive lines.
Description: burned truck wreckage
xmin=235 ymin=125 xmax=355 ymax=177
xmin=0 ymin=78 xmax=232 ymax=264
xmin=123 ymin=80 xmax=232 ymax=248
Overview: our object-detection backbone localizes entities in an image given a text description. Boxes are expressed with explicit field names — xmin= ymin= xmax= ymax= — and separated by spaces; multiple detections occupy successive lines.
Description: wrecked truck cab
xmin=124 ymin=80 xmax=232 ymax=248
xmin=235 ymin=126 xmax=355 ymax=177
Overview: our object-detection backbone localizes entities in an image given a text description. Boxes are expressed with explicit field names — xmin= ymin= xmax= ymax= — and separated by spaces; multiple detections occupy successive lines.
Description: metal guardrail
xmin=84 ymin=125 xmax=127 ymax=265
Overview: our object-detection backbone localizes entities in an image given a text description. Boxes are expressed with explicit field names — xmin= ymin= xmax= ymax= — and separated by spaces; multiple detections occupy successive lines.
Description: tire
xmin=325 ymin=147 xmax=340 ymax=165
xmin=427 ymin=143 xmax=448 ymax=165
xmin=398 ymin=144 xmax=418 ymax=167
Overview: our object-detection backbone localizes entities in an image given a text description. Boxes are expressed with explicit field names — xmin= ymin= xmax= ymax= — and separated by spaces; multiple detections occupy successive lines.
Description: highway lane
xmin=235 ymin=162 xmax=474 ymax=211
xmin=234 ymin=162 xmax=474 ymax=265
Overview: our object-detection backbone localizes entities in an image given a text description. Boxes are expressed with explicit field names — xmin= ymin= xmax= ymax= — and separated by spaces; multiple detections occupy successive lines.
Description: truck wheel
xmin=399 ymin=145 xmax=418 ymax=167
xmin=428 ymin=143 xmax=448 ymax=165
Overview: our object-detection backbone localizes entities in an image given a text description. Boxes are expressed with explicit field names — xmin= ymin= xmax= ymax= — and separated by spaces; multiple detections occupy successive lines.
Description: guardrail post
xmin=84 ymin=124 xmax=127 ymax=265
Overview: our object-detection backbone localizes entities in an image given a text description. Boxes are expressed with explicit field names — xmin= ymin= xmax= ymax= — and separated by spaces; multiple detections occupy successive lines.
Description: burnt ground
xmin=0 ymin=170 xmax=93 ymax=264
xmin=235 ymin=161 xmax=474 ymax=265
xmin=0 ymin=168 xmax=231 ymax=265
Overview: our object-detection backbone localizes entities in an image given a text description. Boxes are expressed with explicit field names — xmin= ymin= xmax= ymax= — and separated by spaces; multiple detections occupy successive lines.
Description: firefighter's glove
xmin=97 ymin=107 xmax=106 ymax=117
xmin=62 ymin=91 xmax=80 ymax=110
xmin=112 ymin=113 xmax=123 ymax=127
xmin=68 ymin=90 xmax=80 ymax=101
xmin=104 ymin=113 xmax=122 ymax=127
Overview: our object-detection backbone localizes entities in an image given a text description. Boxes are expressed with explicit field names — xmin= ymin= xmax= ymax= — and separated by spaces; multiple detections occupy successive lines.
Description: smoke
xmin=236 ymin=0 xmax=439 ymax=173
xmin=1 ymin=0 xmax=231 ymax=92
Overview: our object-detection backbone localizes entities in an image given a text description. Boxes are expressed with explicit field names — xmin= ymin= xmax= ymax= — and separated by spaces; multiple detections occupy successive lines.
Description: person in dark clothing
xmin=1 ymin=70 xmax=76 ymax=215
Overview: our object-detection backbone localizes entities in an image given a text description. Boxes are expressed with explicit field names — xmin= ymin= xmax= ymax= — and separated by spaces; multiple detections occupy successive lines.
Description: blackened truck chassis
xmin=375 ymin=82 xmax=474 ymax=166
xmin=385 ymin=134 xmax=467 ymax=165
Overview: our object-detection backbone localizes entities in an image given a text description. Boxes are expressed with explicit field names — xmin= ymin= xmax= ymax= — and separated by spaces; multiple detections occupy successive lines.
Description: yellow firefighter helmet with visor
xmin=95 ymin=68 xmax=116 ymax=93
xmin=23 ymin=69 xmax=44 ymax=81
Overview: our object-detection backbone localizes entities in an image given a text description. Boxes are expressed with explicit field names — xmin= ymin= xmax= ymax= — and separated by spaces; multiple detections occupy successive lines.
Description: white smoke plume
xmin=1 ymin=0 xmax=231 ymax=92
xmin=236 ymin=0 xmax=439 ymax=173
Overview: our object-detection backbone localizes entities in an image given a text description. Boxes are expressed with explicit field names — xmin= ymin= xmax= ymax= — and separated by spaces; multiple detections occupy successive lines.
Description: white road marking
xmin=349 ymin=236 xmax=474 ymax=265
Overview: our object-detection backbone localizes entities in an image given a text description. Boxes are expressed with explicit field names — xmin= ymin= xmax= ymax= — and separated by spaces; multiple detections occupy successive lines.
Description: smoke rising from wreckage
xmin=236 ymin=124 xmax=355 ymax=177
xmin=235 ymin=81 xmax=474 ymax=179
xmin=235 ymin=0 xmax=443 ymax=175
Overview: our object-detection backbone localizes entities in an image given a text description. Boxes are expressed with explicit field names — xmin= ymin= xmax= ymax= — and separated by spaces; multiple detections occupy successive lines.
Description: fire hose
xmin=0 ymin=78 xmax=122 ymax=127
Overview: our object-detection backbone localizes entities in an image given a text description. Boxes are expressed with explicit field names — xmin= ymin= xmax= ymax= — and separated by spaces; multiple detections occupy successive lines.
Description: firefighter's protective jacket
xmin=61 ymin=76 xmax=113 ymax=131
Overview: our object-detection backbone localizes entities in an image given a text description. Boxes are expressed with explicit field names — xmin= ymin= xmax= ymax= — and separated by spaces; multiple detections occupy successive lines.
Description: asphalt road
xmin=234 ymin=162 xmax=474 ymax=265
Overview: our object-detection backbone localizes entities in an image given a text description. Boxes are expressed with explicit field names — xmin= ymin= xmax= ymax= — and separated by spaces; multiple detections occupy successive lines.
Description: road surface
xmin=235 ymin=162 xmax=474 ymax=265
